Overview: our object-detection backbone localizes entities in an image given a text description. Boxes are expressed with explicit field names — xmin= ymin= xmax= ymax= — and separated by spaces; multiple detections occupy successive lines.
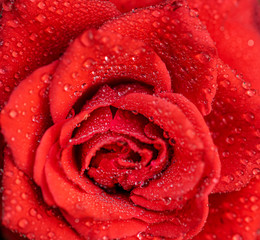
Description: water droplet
xmin=189 ymin=8 xmax=199 ymax=17
xmin=80 ymin=31 xmax=94 ymax=47
xmin=224 ymin=212 xmax=236 ymax=220
xmin=21 ymin=192 xmax=28 ymax=200
xmin=195 ymin=53 xmax=210 ymax=63
xmin=41 ymin=73 xmax=51 ymax=83
xmin=45 ymin=26 xmax=54 ymax=34
xmin=37 ymin=2 xmax=46 ymax=9
xmin=163 ymin=197 xmax=172 ymax=205
xmin=251 ymin=204 xmax=259 ymax=212
xmin=244 ymin=216 xmax=253 ymax=223
xmin=83 ymin=58 xmax=96 ymax=69
xmin=37 ymin=213 xmax=43 ymax=220
xmin=252 ymin=168 xmax=260 ymax=175
xmin=152 ymin=10 xmax=161 ymax=17
xmin=15 ymin=178 xmax=21 ymax=185
xmin=152 ymin=21 xmax=160 ymax=28
xmin=186 ymin=129 xmax=195 ymax=138
xmin=12 ymin=51 xmax=18 ymax=58
xmin=27 ymin=233 xmax=36 ymax=239
xmin=243 ymin=112 xmax=255 ymax=122
xmin=63 ymin=84 xmax=71 ymax=92
xmin=242 ymin=81 xmax=251 ymax=89
xmin=221 ymin=175 xmax=234 ymax=183
xmin=232 ymin=234 xmax=243 ymax=240
xmin=18 ymin=218 xmax=29 ymax=228
xmin=225 ymin=136 xmax=234 ymax=144
xmin=9 ymin=109 xmax=18 ymax=118
xmin=47 ymin=232 xmax=55 ymax=238
xmin=29 ymin=208 xmax=37 ymax=217
xmin=16 ymin=205 xmax=22 ymax=212
xmin=246 ymin=89 xmax=256 ymax=97
xmin=35 ymin=14 xmax=46 ymax=23
xmin=6 ymin=20 xmax=19 ymax=28
xmin=248 ymin=40 xmax=254 ymax=47
xmin=249 ymin=196 xmax=258 ymax=203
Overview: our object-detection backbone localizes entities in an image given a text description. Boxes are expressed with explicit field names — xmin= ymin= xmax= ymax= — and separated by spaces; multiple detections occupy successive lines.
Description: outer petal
xmin=194 ymin=175 xmax=260 ymax=240
xmin=0 ymin=0 xmax=120 ymax=108
xmin=188 ymin=0 xmax=260 ymax=89
xmin=62 ymin=211 xmax=147 ymax=240
xmin=1 ymin=61 xmax=57 ymax=176
xmin=205 ymin=62 xmax=260 ymax=193
xmin=49 ymin=29 xmax=171 ymax=122
xmin=1 ymin=148 xmax=83 ymax=240
xmin=102 ymin=0 xmax=218 ymax=115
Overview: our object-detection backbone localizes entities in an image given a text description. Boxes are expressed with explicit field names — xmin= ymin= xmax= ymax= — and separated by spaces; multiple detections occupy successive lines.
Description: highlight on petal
xmin=50 ymin=29 xmax=171 ymax=122
xmin=205 ymin=61 xmax=260 ymax=193
xmin=194 ymin=175 xmax=260 ymax=240
xmin=0 ymin=0 xmax=120 ymax=108
xmin=1 ymin=61 xmax=58 ymax=177
xmin=102 ymin=0 xmax=218 ymax=115
xmin=1 ymin=148 xmax=83 ymax=240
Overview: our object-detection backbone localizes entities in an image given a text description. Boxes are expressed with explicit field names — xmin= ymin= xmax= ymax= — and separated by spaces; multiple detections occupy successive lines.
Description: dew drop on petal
xmin=9 ymin=110 xmax=18 ymax=118
xmin=18 ymin=218 xmax=29 ymax=228
xmin=232 ymin=234 xmax=243 ymax=240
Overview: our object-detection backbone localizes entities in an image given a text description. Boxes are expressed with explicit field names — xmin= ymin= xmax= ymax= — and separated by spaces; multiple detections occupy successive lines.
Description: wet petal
xmin=102 ymin=0 xmax=218 ymax=115
xmin=1 ymin=61 xmax=57 ymax=176
xmin=0 ymin=0 xmax=120 ymax=107
xmin=50 ymin=29 xmax=171 ymax=122
xmin=2 ymin=149 xmax=83 ymax=240
xmin=194 ymin=175 xmax=260 ymax=240
xmin=205 ymin=62 xmax=260 ymax=193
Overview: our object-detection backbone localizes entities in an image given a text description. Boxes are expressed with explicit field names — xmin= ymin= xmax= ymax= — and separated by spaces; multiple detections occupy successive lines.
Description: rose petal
xmin=70 ymin=107 xmax=113 ymax=145
xmin=2 ymin=148 xmax=82 ymax=240
xmin=50 ymin=29 xmax=172 ymax=122
xmin=146 ymin=197 xmax=209 ymax=239
xmin=1 ymin=61 xmax=57 ymax=176
xmin=34 ymin=120 xmax=66 ymax=205
xmin=109 ymin=0 xmax=164 ymax=12
xmin=59 ymin=84 xmax=152 ymax=148
xmin=44 ymin=142 xmax=149 ymax=221
xmin=205 ymin=61 xmax=260 ymax=193
xmin=102 ymin=0 xmax=218 ymax=115
xmin=0 ymin=0 xmax=120 ymax=107
xmin=188 ymin=0 xmax=260 ymax=89
xmin=194 ymin=175 xmax=260 ymax=240
xmin=62 ymin=211 xmax=147 ymax=239
xmin=113 ymin=93 xmax=219 ymax=211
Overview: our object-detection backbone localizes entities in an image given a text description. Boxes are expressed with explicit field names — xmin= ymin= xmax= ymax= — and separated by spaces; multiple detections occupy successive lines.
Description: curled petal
xmin=102 ymin=0 xmax=218 ymax=115
xmin=1 ymin=61 xmax=57 ymax=176
xmin=50 ymin=29 xmax=171 ymax=122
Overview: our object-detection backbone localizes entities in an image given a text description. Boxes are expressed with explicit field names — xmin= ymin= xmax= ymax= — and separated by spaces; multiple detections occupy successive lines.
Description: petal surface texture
xmin=0 ymin=0 xmax=120 ymax=108
xmin=2 ymin=148 xmax=83 ymax=240
xmin=101 ymin=0 xmax=218 ymax=115
xmin=1 ymin=62 xmax=57 ymax=176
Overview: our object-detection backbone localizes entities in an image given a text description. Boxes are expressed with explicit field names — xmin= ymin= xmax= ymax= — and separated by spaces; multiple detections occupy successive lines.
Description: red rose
xmin=0 ymin=0 xmax=259 ymax=239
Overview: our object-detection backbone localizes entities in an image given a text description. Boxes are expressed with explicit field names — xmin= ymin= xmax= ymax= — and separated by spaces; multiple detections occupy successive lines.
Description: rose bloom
xmin=0 ymin=0 xmax=259 ymax=239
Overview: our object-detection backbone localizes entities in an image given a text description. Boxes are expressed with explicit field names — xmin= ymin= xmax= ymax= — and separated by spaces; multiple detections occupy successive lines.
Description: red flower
xmin=0 ymin=0 xmax=259 ymax=239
